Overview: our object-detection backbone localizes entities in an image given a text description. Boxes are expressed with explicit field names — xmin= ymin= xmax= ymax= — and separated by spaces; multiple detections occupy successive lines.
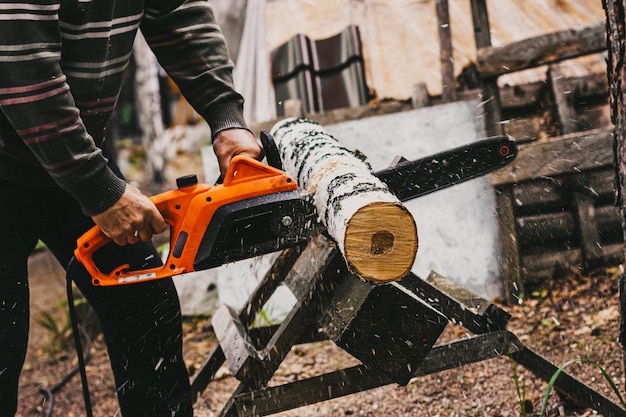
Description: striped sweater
xmin=0 ymin=0 xmax=247 ymax=215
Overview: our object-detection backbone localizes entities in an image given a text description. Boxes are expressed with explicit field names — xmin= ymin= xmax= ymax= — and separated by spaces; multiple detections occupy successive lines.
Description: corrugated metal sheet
xmin=265 ymin=0 xmax=606 ymax=100
xmin=271 ymin=25 xmax=369 ymax=115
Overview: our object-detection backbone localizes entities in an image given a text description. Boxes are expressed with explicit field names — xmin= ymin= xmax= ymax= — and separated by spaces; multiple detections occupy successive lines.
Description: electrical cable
xmin=66 ymin=277 xmax=94 ymax=417
xmin=37 ymin=278 xmax=94 ymax=417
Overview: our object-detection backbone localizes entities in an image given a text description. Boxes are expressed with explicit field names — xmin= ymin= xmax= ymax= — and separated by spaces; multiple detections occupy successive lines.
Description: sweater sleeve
xmin=140 ymin=0 xmax=249 ymax=137
xmin=0 ymin=1 xmax=126 ymax=215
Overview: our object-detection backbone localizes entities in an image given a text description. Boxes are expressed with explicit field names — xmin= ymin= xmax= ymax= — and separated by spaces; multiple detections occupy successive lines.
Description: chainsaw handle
xmin=214 ymin=131 xmax=282 ymax=184
xmin=74 ymin=184 xmax=207 ymax=286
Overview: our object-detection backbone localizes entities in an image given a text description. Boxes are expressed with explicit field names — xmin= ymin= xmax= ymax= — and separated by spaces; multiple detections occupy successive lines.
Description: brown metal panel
xmin=271 ymin=33 xmax=317 ymax=115
xmin=271 ymin=26 xmax=370 ymax=115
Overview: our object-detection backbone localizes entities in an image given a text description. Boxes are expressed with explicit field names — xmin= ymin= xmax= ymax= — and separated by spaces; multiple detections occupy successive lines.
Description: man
xmin=0 ymin=1 xmax=261 ymax=416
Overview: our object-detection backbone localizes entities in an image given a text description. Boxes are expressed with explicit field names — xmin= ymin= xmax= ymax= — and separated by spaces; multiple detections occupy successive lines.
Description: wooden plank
xmin=521 ymin=243 xmax=624 ymax=280
xmin=511 ymin=169 xmax=616 ymax=214
xmin=492 ymin=128 xmax=614 ymax=186
xmin=190 ymin=247 xmax=302 ymax=400
xmin=517 ymin=211 xmax=576 ymax=248
xmin=232 ymin=331 xmax=523 ymax=417
xmin=501 ymin=115 xmax=545 ymax=143
xmin=319 ymin=276 xmax=448 ymax=385
xmin=399 ymin=272 xmax=511 ymax=332
xmin=470 ymin=0 xmax=503 ymax=137
xmin=479 ymin=71 xmax=608 ymax=111
xmin=282 ymin=234 xmax=338 ymax=300
xmin=247 ymin=324 xmax=329 ymax=348
xmin=566 ymin=72 xmax=609 ymax=102
xmin=190 ymin=344 xmax=226 ymax=402
xmin=499 ymin=81 xmax=546 ymax=110
xmin=255 ymin=235 xmax=349 ymax=387
xmin=211 ymin=304 xmax=264 ymax=385
xmin=512 ymin=178 xmax=567 ymax=214
xmin=517 ymin=205 xmax=621 ymax=249
xmin=521 ymin=247 xmax=581 ymax=279
xmin=476 ymin=21 xmax=606 ymax=78
xmin=436 ymin=0 xmax=456 ymax=102
xmin=495 ymin=186 xmax=524 ymax=304
xmin=549 ymin=64 xmax=580 ymax=134
xmin=569 ymin=173 xmax=605 ymax=265
xmin=598 ymin=205 xmax=625 ymax=242
xmin=238 ymin=246 xmax=303 ymax=328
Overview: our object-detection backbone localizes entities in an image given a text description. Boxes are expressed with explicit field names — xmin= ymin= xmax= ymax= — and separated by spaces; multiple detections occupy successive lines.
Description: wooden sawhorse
xmin=189 ymin=235 xmax=626 ymax=417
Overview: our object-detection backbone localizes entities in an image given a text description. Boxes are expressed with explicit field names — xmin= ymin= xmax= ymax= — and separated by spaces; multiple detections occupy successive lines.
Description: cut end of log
xmin=343 ymin=202 xmax=418 ymax=283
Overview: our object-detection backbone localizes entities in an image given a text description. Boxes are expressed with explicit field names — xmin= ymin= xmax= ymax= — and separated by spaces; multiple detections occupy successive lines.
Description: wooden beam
xmin=319 ymin=275 xmax=448 ymax=385
xmin=511 ymin=347 xmax=626 ymax=417
xmin=470 ymin=0 xmax=503 ymax=136
xmin=569 ymin=173 xmax=605 ymax=266
xmin=476 ymin=21 xmax=606 ymax=78
xmin=436 ymin=0 xmax=457 ymax=102
xmin=520 ymin=243 xmax=624 ymax=280
xmin=231 ymin=331 xmax=523 ymax=417
xmin=492 ymin=128 xmax=614 ymax=186
xmin=511 ymin=169 xmax=615 ymax=214
xmin=517 ymin=205 xmax=621 ymax=248
xmin=211 ymin=304 xmax=264 ymax=384
xmin=400 ymin=272 xmax=511 ymax=333
xmin=549 ymin=64 xmax=580 ymax=134
xmin=495 ymin=186 xmax=524 ymax=304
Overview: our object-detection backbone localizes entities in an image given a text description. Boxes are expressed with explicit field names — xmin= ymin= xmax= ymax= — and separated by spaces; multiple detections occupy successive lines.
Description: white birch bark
xmin=271 ymin=118 xmax=418 ymax=282
xmin=133 ymin=30 xmax=166 ymax=192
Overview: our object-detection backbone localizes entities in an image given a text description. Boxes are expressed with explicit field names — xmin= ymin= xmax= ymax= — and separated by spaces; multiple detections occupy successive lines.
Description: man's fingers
xmin=127 ymin=231 xmax=141 ymax=245
xmin=150 ymin=212 xmax=167 ymax=235
xmin=136 ymin=228 xmax=152 ymax=242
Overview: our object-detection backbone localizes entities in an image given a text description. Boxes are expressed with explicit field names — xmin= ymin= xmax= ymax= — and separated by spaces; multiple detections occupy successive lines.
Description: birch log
xmin=270 ymin=118 xmax=418 ymax=282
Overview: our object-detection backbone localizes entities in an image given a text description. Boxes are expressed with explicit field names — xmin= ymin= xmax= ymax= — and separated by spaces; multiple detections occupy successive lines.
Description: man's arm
xmin=0 ymin=2 xmax=125 ymax=215
xmin=100 ymin=0 xmax=262 ymax=243
xmin=140 ymin=0 xmax=262 ymax=175
xmin=0 ymin=2 xmax=165 ymax=244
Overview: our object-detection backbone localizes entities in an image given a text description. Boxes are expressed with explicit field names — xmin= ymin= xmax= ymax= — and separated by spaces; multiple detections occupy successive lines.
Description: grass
xmin=538 ymin=358 xmax=625 ymax=417
xmin=510 ymin=355 xmax=626 ymax=416
xmin=35 ymin=296 xmax=89 ymax=357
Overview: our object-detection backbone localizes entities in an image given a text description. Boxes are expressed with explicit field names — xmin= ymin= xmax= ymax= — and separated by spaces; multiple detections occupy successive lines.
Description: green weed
xmin=538 ymin=358 xmax=625 ymax=417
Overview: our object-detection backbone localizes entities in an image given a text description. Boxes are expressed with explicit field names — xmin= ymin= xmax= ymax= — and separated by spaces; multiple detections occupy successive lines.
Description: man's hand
xmin=91 ymin=184 xmax=167 ymax=246
xmin=212 ymin=128 xmax=263 ymax=177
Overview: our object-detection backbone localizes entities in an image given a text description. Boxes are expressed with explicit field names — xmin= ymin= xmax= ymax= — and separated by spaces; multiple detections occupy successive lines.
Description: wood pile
xmin=463 ymin=2 xmax=619 ymax=303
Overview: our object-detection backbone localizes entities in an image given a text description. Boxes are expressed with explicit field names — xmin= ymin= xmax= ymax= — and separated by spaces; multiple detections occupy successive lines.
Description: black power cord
xmin=66 ymin=277 xmax=94 ymax=417
xmin=37 ymin=276 xmax=94 ymax=417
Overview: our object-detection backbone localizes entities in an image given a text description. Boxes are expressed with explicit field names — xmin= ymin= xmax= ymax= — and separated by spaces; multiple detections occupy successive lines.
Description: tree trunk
xmin=270 ymin=118 xmax=418 ymax=283
xmin=603 ymin=0 xmax=626 ymax=374
xmin=133 ymin=30 xmax=166 ymax=193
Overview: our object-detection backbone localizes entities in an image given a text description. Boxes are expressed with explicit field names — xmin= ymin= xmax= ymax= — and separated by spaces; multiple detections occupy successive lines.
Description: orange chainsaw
xmin=73 ymin=131 xmax=517 ymax=287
